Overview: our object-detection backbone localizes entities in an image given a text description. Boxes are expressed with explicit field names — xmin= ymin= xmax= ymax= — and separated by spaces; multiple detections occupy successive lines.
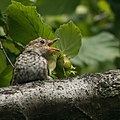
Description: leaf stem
xmin=0 ymin=40 xmax=14 ymax=68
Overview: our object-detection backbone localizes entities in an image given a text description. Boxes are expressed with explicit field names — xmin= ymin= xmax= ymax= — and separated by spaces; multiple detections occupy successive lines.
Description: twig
xmin=0 ymin=40 xmax=14 ymax=68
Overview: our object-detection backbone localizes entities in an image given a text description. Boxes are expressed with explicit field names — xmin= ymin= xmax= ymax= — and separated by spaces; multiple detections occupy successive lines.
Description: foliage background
xmin=0 ymin=0 xmax=120 ymax=87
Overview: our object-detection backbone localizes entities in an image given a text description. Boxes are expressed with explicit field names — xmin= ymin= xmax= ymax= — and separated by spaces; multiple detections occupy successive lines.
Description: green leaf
xmin=0 ymin=50 xmax=7 ymax=74
xmin=0 ymin=0 xmax=11 ymax=11
xmin=71 ymin=32 xmax=119 ymax=66
xmin=55 ymin=21 xmax=82 ymax=58
xmin=5 ymin=0 xmax=79 ymax=15
xmin=14 ymin=0 xmax=34 ymax=6
xmin=98 ymin=1 xmax=114 ymax=16
xmin=6 ymin=1 xmax=54 ymax=45
xmin=0 ymin=65 xmax=13 ymax=87
xmin=3 ymin=40 xmax=21 ymax=55
xmin=0 ymin=26 xmax=6 ymax=36
xmin=35 ymin=0 xmax=80 ymax=15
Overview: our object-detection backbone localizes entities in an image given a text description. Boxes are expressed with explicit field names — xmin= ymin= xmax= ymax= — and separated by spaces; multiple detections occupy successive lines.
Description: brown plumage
xmin=12 ymin=37 xmax=59 ymax=85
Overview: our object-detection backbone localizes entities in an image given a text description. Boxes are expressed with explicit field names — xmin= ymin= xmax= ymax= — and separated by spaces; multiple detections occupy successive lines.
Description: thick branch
xmin=0 ymin=70 xmax=120 ymax=120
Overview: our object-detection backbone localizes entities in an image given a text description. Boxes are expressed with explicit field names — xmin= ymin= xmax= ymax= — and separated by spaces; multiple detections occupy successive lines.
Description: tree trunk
xmin=0 ymin=70 xmax=120 ymax=120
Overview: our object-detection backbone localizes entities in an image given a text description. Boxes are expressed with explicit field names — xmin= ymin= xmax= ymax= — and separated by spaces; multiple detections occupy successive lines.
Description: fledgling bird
xmin=12 ymin=37 xmax=59 ymax=85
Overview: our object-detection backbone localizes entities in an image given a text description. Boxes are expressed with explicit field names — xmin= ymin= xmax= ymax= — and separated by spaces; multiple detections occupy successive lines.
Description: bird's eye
xmin=40 ymin=40 xmax=45 ymax=44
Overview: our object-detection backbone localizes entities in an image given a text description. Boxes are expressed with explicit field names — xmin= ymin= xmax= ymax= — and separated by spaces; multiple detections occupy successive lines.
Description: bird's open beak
xmin=47 ymin=38 xmax=60 ymax=52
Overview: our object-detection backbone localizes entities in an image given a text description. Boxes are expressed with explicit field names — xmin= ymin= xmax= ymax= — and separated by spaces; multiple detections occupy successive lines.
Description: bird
xmin=12 ymin=37 xmax=59 ymax=85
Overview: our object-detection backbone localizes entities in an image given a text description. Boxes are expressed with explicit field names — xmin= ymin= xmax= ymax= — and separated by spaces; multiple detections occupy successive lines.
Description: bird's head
xmin=25 ymin=37 xmax=59 ymax=58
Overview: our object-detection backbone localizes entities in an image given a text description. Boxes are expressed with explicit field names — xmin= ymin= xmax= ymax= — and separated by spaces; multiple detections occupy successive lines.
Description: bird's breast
xmin=13 ymin=52 xmax=48 ymax=84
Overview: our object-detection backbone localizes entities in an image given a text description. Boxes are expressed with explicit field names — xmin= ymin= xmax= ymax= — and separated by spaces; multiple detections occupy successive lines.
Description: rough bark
xmin=0 ymin=70 xmax=120 ymax=120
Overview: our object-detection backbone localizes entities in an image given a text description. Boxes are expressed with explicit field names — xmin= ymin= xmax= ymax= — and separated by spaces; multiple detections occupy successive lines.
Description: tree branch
xmin=0 ymin=70 xmax=120 ymax=120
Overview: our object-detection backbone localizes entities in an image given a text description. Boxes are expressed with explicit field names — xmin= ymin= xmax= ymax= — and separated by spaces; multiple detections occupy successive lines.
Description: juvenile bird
xmin=12 ymin=38 xmax=59 ymax=85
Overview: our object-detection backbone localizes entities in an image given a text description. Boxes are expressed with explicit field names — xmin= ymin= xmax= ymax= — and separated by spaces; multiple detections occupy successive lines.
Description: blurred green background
xmin=0 ymin=0 xmax=120 ymax=87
